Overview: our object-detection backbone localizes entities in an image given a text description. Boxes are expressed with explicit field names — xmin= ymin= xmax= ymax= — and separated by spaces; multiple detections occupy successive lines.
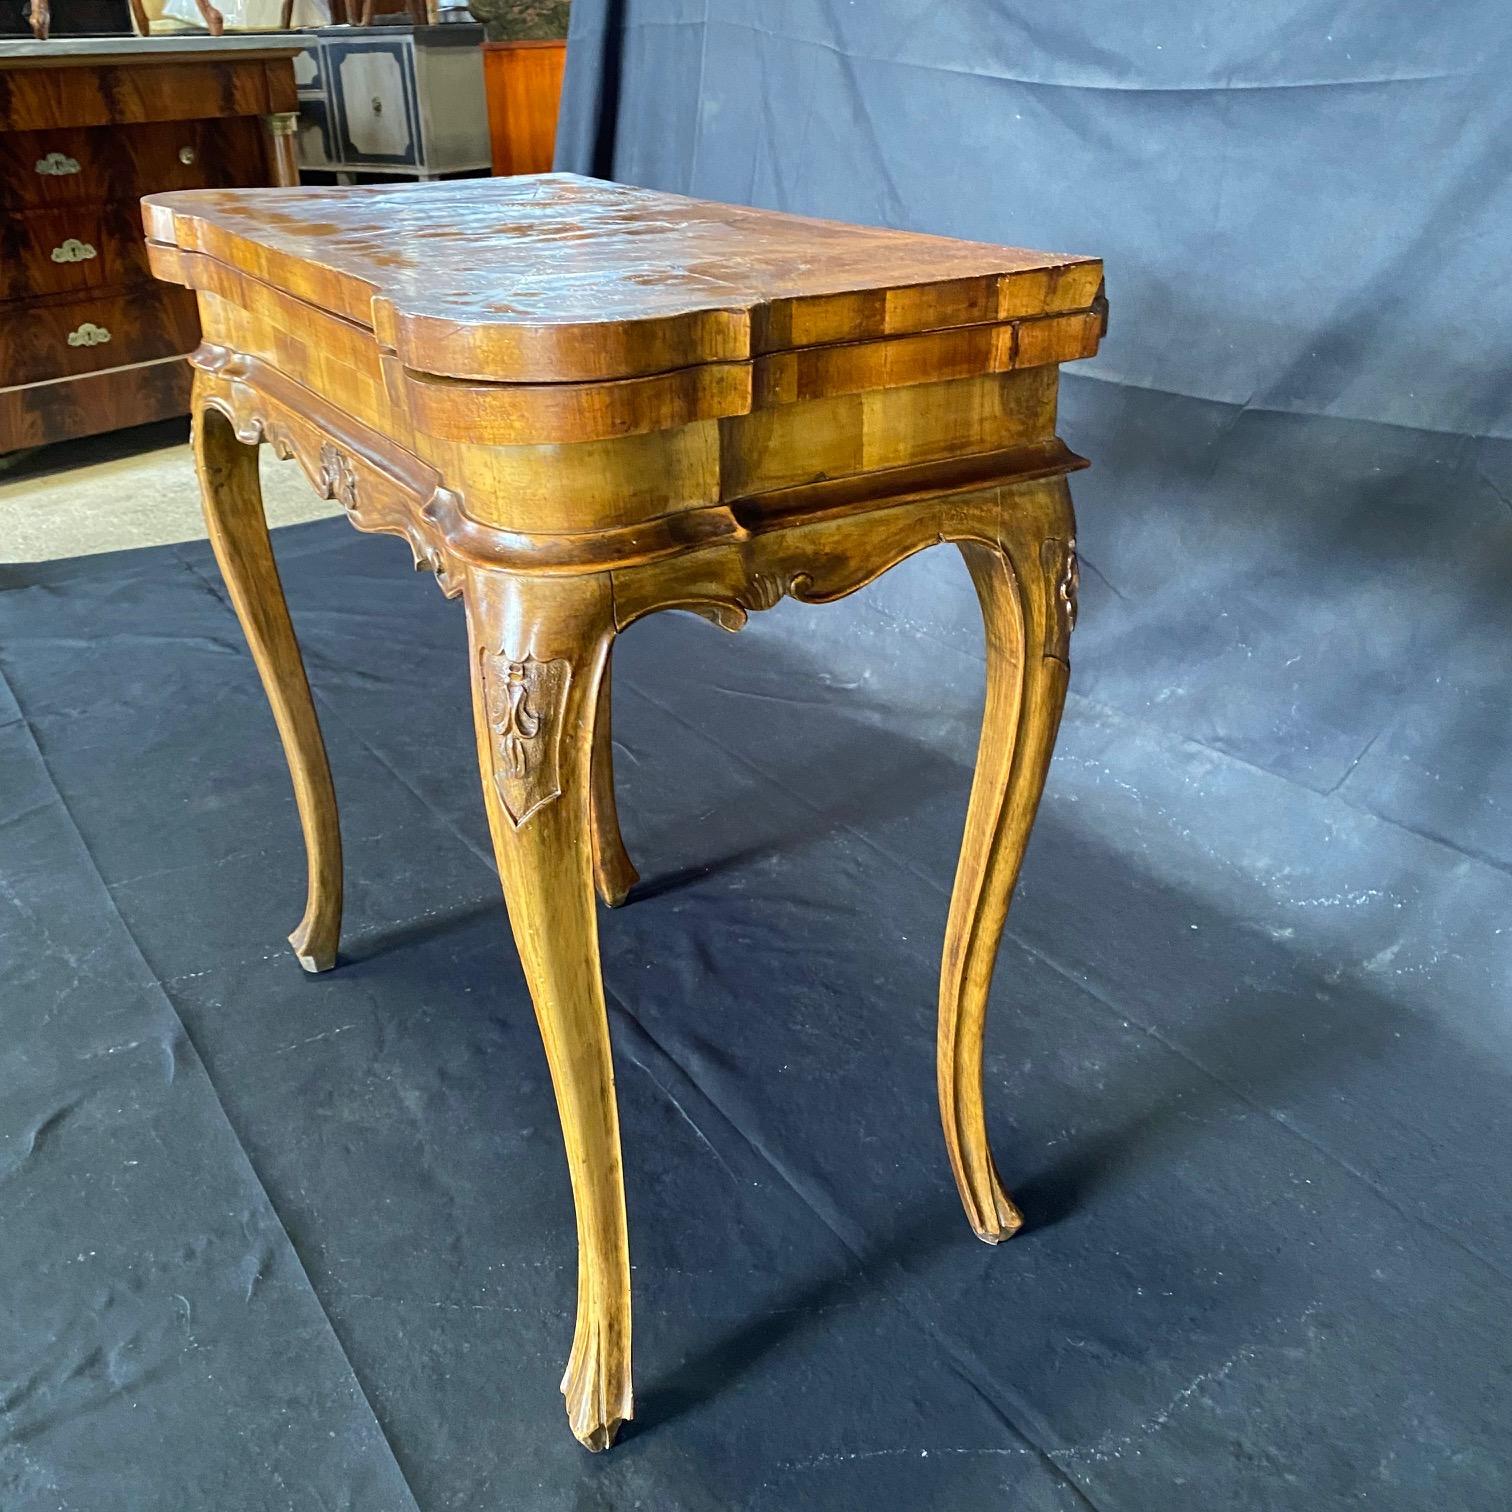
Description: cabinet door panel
xmin=330 ymin=40 xmax=419 ymax=166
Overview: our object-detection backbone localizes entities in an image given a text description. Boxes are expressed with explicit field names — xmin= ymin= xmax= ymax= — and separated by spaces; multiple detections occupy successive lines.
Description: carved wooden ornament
xmin=318 ymin=443 xmax=358 ymax=509
xmin=480 ymin=651 xmax=572 ymax=826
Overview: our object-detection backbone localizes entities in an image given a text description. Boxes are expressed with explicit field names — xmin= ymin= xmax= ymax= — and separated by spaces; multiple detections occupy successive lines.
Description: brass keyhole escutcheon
xmin=179 ymin=145 xmax=197 ymax=165
xmin=50 ymin=238 xmax=97 ymax=265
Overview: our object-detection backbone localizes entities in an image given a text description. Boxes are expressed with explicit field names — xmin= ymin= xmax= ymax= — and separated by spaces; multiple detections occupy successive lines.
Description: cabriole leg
xmin=590 ymin=649 xmax=639 ymax=907
xmin=463 ymin=567 xmax=633 ymax=1450
xmin=939 ymin=480 xmax=1077 ymax=1241
xmin=192 ymin=399 xmax=343 ymax=973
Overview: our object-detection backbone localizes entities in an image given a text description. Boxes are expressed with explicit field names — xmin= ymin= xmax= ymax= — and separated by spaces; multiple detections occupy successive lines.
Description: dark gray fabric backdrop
xmin=556 ymin=0 xmax=1512 ymax=885
xmin=560 ymin=1 xmax=1511 ymax=434
xmin=554 ymin=3 xmax=1512 ymax=1505
xmin=4 ymin=8 xmax=1511 ymax=1511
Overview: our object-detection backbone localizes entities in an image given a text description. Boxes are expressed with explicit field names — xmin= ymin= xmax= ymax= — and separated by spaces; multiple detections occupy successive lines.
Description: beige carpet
xmin=0 ymin=418 xmax=341 ymax=564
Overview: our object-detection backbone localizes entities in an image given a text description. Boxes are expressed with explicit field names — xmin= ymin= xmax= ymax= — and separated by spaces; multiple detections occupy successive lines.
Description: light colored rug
xmin=0 ymin=419 xmax=339 ymax=564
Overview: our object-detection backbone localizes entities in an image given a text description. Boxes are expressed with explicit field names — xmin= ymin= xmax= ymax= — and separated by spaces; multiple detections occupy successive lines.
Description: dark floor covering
xmin=2 ymin=382 xmax=1510 ymax=1511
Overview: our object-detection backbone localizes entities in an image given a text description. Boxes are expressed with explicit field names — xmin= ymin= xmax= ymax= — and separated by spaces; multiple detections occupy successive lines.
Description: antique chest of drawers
xmin=0 ymin=35 xmax=303 ymax=453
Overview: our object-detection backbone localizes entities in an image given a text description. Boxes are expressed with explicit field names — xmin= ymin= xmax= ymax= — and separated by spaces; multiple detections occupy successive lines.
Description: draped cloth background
xmin=2 ymin=8 xmax=1511 ymax=1510
xmin=556 ymin=2 xmax=1512 ymax=823
xmin=560 ymin=3 xmax=1512 ymax=1504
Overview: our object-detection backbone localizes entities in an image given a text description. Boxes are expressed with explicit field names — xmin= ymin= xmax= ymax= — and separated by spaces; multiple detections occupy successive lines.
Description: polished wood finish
xmin=0 ymin=354 xmax=190 ymax=449
xmin=144 ymin=176 xmax=1101 ymax=387
xmin=0 ymin=55 xmax=295 ymax=130
xmin=194 ymin=403 xmax=343 ymax=972
xmin=0 ymin=283 xmax=199 ymax=386
xmin=0 ymin=43 xmax=300 ymax=451
xmin=262 ymin=108 xmax=299 ymax=189
xmin=589 ymin=650 xmax=638 ymax=908
xmin=483 ymin=38 xmax=565 ymax=176
xmin=147 ymin=174 xmax=1103 ymax=1450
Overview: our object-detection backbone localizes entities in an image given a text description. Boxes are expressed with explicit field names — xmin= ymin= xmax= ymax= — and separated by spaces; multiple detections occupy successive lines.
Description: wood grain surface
xmin=0 ymin=54 xmax=293 ymax=131
xmin=0 ymin=356 xmax=189 ymax=450
xmin=144 ymin=173 xmax=1104 ymax=384
xmin=1 ymin=51 xmax=299 ymax=452
xmin=483 ymin=39 xmax=565 ymax=176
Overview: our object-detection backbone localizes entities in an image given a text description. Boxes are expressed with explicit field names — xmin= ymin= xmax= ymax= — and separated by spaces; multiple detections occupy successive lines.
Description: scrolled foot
xmin=966 ymin=1175 xmax=1025 ymax=1245
xmin=594 ymin=847 xmax=639 ymax=909
xmin=289 ymin=920 xmax=338 ymax=974
xmin=561 ymin=1319 xmax=634 ymax=1451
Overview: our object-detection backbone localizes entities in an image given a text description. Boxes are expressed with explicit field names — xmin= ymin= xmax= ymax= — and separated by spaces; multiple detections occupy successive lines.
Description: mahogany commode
xmin=0 ymin=33 xmax=303 ymax=454
xmin=143 ymin=174 xmax=1105 ymax=1451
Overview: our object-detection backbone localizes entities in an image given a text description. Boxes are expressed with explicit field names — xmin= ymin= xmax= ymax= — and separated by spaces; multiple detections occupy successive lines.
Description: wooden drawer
xmin=0 ymin=284 xmax=200 ymax=387
xmin=0 ymin=118 xmax=269 ymax=209
xmin=0 ymin=56 xmax=294 ymax=135
xmin=0 ymin=359 xmax=192 ymax=455
xmin=0 ymin=202 xmax=157 ymax=303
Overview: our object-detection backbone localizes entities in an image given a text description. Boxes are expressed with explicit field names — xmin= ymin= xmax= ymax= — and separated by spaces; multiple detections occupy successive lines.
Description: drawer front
xmin=0 ymin=202 xmax=158 ymax=303
xmin=329 ymin=38 xmax=421 ymax=167
xmin=0 ymin=118 xmax=270 ymax=209
xmin=0 ymin=285 xmax=200 ymax=388
xmin=0 ymin=57 xmax=293 ymax=135
xmin=0 ymin=360 xmax=192 ymax=456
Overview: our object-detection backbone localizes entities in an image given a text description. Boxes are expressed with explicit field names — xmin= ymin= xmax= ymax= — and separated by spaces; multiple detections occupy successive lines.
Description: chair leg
xmin=939 ymin=483 xmax=1076 ymax=1241
xmin=590 ymin=649 xmax=639 ymax=907
xmin=192 ymin=401 xmax=343 ymax=973
xmin=464 ymin=567 xmax=633 ymax=1451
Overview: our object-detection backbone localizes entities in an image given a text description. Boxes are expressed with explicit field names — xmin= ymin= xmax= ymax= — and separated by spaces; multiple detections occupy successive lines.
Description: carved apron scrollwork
xmin=318 ymin=443 xmax=359 ymax=510
xmin=737 ymin=572 xmax=790 ymax=612
xmin=480 ymin=651 xmax=573 ymax=828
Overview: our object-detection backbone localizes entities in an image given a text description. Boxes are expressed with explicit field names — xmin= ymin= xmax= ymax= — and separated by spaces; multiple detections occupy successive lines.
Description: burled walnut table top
xmin=143 ymin=173 xmax=1104 ymax=385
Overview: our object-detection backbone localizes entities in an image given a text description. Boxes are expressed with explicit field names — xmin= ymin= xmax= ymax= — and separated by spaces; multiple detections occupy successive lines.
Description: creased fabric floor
xmin=2 ymin=385 xmax=1510 ymax=1509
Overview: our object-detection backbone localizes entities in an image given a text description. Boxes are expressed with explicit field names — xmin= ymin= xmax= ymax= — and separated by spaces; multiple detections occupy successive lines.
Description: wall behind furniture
xmin=556 ymin=0 xmax=1512 ymax=879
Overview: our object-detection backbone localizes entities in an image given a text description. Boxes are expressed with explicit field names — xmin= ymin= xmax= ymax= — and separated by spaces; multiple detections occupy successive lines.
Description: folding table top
xmin=143 ymin=173 xmax=1104 ymax=387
